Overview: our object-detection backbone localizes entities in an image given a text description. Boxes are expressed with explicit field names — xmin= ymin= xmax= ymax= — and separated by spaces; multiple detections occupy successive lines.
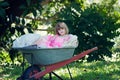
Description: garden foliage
xmin=0 ymin=0 xmax=120 ymax=64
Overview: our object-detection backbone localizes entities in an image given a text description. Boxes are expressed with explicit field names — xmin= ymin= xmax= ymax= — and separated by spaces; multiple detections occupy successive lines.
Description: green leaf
xmin=32 ymin=10 xmax=37 ymax=17
xmin=22 ymin=10 xmax=29 ymax=17
xmin=22 ymin=18 xmax=25 ymax=25
xmin=19 ymin=5 xmax=26 ymax=10
xmin=26 ymin=0 xmax=31 ymax=6
xmin=0 ymin=8 xmax=5 ymax=18
xmin=0 ymin=1 xmax=9 ymax=7
xmin=15 ymin=17 xmax=20 ymax=24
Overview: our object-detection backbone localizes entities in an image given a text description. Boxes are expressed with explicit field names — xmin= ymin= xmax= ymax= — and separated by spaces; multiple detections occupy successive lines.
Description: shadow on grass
xmin=0 ymin=65 xmax=22 ymax=80
xmin=50 ymin=61 xmax=120 ymax=80
xmin=0 ymin=61 xmax=120 ymax=80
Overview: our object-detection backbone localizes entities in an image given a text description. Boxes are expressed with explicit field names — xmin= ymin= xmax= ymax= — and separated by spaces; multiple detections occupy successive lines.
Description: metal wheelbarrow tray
xmin=16 ymin=47 xmax=75 ymax=65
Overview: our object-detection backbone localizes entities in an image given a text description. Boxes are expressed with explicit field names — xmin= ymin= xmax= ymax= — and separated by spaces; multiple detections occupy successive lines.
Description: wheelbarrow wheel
xmin=17 ymin=65 xmax=42 ymax=80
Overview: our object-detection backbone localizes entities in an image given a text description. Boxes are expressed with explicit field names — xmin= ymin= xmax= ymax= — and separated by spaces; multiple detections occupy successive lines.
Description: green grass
xmin=0 ymin=65 xmax=22 ymax=80
xmin=0 ymin=60 xmax=120 ymax=80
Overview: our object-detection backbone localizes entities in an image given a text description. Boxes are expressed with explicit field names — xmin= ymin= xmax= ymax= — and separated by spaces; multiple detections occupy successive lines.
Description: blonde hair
xmin=55 ymin=22 xmax=69 ymax=35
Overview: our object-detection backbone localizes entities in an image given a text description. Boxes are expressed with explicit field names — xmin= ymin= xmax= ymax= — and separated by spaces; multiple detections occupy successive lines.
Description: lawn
xmin=0 ymin=60 xmax=120 ymax=80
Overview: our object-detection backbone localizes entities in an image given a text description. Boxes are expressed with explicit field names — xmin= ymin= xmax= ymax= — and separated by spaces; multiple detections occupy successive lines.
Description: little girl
xmin=33 ymin=22 xmax=78 ymax=48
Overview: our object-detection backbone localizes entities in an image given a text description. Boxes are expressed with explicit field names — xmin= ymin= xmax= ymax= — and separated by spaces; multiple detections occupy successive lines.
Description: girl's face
xmin=58 ymin=28 xmax=66 ymax=36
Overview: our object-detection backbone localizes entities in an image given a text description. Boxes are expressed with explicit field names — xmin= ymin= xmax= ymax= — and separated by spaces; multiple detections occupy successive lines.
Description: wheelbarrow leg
xmin=49 ymin=72 xmax=52 ymax=80
xmin=66 ymin=65 xmax=73 ymax=80
xmin=51 ymin=72 xmax=64 ymax=80
xmin=48 ymin=72 xmax=63 ymax=80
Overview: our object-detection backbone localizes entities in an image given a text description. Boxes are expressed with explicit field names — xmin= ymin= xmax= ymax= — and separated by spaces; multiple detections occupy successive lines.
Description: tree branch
xmin=40 ymin=0 xmax=53 ymax=6
xmin=24 ymin=12 xmax=59 ymax=22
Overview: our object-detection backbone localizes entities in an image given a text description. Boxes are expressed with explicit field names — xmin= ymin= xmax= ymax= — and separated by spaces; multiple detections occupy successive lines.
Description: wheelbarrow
xmin=15 ymin=46 xmax=98 ymax=80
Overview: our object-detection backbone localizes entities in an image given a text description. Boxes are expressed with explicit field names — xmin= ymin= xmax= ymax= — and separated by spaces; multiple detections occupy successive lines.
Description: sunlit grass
xmin=0 ymin=65 xmax=22 ymax=80
xmin=0 ymin=54 xmax=120 ymax=80
xmin=53 ymin=61 xmax=120 ymax=80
